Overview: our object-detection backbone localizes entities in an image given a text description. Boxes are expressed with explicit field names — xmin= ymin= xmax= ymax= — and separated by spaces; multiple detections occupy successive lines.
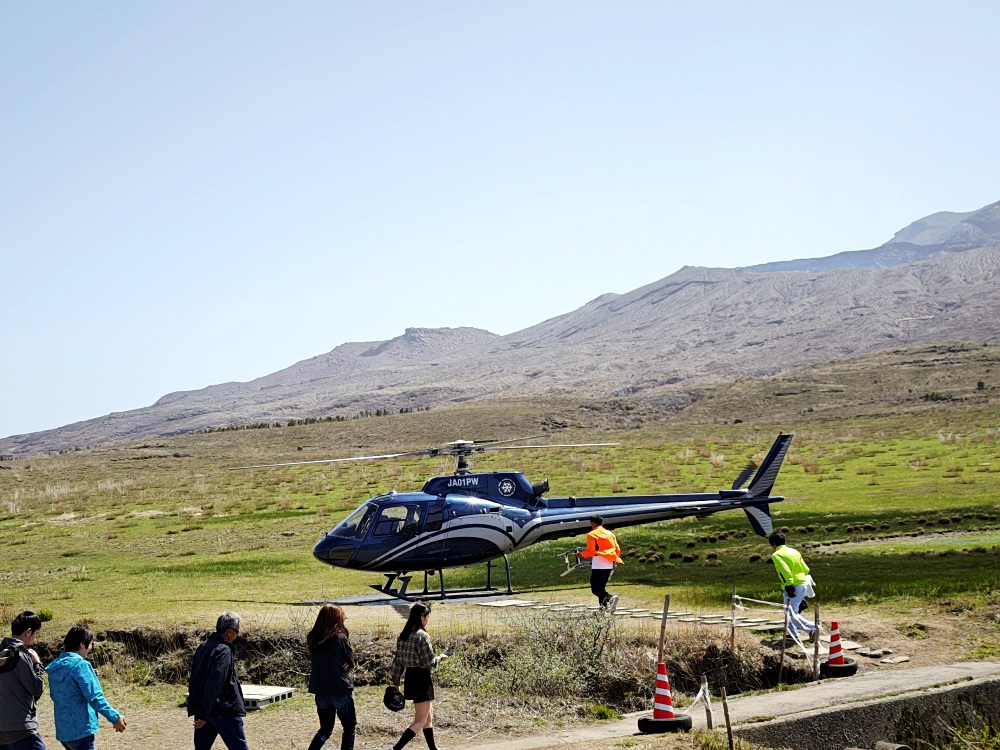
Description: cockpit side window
xmin=426 ymin=503 xmax=444 ymax=532
xmin=329 ymin=503 xmax=377 ymax=540
xmin=373 ymin=505 xmax=423 ymax=537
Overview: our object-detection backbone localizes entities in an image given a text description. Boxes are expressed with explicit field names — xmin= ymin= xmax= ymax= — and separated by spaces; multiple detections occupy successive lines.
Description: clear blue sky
xmin=3 ymin=1 xmax=998 ymax=439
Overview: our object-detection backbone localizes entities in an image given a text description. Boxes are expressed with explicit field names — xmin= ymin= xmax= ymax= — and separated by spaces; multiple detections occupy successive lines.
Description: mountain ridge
xmin=3 ymin=201 xmax=1000 ymax=457
xmin=747 ymin=200 xmax=1000 ymax=273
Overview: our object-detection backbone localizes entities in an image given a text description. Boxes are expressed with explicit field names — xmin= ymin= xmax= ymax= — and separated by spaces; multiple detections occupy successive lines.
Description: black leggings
xmin=307 ymin=694 xmax=357 ymax=750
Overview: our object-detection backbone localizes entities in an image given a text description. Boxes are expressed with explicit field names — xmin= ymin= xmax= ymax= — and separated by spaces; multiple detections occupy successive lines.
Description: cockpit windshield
xmin=328 ymin=502 xmax=377 ymax=540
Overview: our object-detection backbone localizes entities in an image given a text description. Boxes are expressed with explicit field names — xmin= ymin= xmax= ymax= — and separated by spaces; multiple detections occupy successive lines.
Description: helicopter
xmin=235 ymin=434 xmax=793 ymax=601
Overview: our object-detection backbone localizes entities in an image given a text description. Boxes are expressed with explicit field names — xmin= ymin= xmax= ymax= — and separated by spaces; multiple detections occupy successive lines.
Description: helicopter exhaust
xmin=531 ymin=478 xmax=549 ymax=497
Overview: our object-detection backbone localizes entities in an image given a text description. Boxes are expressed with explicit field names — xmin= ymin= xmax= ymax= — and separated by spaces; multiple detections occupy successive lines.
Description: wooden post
xmin=777 ymin=605 xmax=788 ymax=684
xmin=700 ymin=674 xmax=714 ymax=729
xmin=730 ymin=586 xmax=737 ymax=652
xmin=721 ymin=686 xmax=735 ymax=750
xmin=813 ymin=602 xmax=821 ymax=681
xmin=656 ymin=593 xmax=671 ymax=665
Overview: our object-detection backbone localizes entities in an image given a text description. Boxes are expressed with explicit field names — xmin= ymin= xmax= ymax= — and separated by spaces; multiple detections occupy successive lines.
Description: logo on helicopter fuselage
xmin=447 ymin=477 xmax=480 ymax=488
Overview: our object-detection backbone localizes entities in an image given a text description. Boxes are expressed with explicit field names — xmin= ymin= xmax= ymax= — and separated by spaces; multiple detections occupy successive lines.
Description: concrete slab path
xmin=466 ymin=661 xmax=1000 ymax=750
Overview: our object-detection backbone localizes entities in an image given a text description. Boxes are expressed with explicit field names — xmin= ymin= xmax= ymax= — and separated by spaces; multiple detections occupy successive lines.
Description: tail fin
xmin=743 ymin=503 xmax=773 ymax=536
xmin=746 ymin=433 xmax=793 ymax=499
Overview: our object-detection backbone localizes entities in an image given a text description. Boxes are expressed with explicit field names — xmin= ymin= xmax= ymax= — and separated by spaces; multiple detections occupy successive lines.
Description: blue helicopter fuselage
xmin=312 ymin=469 xmax=780 ymax=574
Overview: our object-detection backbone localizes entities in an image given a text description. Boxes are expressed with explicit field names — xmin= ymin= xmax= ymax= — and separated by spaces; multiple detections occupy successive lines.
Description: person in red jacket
xmin=580 ymin=516 xmax=624 ymax=611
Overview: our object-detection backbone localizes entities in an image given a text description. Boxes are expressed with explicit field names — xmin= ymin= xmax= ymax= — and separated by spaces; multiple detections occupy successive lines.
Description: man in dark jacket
xmin=188 ymin=612 xmax=249 ymax=750
xmin=0 ymin=611 xmax=47 ymax=750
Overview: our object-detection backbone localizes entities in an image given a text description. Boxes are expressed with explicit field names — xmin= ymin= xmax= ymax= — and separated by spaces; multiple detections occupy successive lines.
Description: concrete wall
xmin=734 ymin=676 xmax=1000 ymax=750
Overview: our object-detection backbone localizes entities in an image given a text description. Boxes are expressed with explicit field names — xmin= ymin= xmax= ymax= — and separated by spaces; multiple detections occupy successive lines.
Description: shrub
xmin=35 ymin=612 xmax=812 ymax=714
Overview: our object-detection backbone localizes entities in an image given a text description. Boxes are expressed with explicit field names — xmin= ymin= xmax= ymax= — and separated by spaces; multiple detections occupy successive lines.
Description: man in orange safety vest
xmin=580 ymin=515 xmax=623 ymax=611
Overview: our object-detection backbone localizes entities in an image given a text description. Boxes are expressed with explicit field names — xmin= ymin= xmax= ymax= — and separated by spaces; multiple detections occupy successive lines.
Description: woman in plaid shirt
xmin=389 ymin=603 xmax=449 ymax=750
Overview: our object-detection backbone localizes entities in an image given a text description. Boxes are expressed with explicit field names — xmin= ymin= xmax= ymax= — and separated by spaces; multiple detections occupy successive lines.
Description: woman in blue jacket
xmin=306 ymin=605 xmax=356 ymax=750
xmin=45 ymin=624 xmax=126 ymax=750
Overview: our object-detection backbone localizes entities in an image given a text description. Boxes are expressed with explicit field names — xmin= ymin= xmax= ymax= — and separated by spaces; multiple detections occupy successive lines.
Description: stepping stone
xmin=858 ymin=648 xmax=893 ymax=658
xmin=880 ymin=655 xmax=911 ymax=665
xmin=241 ymin=685 xmax=294 ymax=710
xmin=820 ymin=637 xmax=862 ymax=650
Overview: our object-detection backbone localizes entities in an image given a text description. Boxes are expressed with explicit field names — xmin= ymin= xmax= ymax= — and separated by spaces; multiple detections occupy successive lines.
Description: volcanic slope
xmin=3 ymin=244 xmax=1000 ymax=456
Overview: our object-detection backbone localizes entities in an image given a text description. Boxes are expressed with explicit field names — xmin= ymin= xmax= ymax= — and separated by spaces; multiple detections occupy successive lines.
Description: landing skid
xmin=370 ymin=555 xmax=515 ymax=602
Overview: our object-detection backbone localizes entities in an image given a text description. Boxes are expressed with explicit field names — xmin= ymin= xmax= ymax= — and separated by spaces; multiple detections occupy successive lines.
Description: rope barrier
xmin=688 ymin=680 xmax=713 ymax=713
xmin=732 ymin=595 xmax=785 ymax=609
xmin=732 ymin=593 xmax=816 ymax=667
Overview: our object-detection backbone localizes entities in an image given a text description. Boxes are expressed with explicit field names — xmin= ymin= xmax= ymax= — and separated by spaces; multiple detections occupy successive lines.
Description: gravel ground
xmin=28 ymin=596 xmax=1000 ymax=750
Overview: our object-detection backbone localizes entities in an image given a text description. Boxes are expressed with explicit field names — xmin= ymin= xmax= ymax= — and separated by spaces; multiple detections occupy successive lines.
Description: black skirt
xmin=403 ymin=666 xmax=434 ymax=702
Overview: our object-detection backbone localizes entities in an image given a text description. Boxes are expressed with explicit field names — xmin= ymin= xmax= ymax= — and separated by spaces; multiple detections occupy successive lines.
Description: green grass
xmin=2 ymin=388 xmax=999 ymax=634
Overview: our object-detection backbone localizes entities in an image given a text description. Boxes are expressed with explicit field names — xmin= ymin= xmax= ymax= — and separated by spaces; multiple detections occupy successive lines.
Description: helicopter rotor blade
xmin=481 ymin=442 xmax=619 ymax=452
xmin=453 ymin=434 xmax=549 ymax=449
xmin=226 ymin=437 xmax=616 ymax=471
xmin=226 ymin=448 xmax=436 ymax=470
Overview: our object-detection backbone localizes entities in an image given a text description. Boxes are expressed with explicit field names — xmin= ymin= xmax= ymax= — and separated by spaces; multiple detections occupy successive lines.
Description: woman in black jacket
xmin=306 ymin=605 xmax=356 ymax=750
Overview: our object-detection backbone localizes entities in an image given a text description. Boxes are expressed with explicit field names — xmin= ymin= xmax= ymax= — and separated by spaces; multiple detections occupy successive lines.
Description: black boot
xmin=423 ymin=727 xmax=438 ymax=750
xmin=393 ymin=728 xmax=416 ymax=750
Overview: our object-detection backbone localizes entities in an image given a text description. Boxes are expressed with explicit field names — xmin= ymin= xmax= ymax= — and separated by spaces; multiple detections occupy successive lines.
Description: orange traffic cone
xmin=827 ymin=620 xmax=845 ymax=665
xmin=638 ymin=661 xmax=693 ymax=732
xmin=653 ymin=662 xmax=675 ymax=719
xmin=819 ymin=619 xmax=858 ymax=678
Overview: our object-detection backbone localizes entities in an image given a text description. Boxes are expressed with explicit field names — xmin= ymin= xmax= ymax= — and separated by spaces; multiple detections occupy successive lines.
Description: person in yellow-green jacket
xmin=580 ymin=516 xmax=623 ymax=611
xmin=769 ymin=532 xmax=817 ymax=642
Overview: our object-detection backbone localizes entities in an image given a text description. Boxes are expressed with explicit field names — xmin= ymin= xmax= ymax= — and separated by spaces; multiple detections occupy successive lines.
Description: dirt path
xmin=35 ymin=661 xmax=1000 ymax=750
xmin=29 ymin=601 xmax=1000 ymax=750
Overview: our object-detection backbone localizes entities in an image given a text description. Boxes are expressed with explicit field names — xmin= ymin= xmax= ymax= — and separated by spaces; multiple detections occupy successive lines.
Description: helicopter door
xmin=444 ymin=503 xmax=513 ymax=565
xmin=418 ymin=502 xmax=448 ymax=563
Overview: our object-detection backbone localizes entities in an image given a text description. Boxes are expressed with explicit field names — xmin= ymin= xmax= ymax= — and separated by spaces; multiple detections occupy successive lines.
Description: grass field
xmin=3 ymin=346 xmax=1000 ymax=749
xmin=2 ymin=389 xmax=999 ymax=637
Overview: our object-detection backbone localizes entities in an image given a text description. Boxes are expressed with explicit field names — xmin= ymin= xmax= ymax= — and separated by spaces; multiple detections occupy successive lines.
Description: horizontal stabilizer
xmin=731 ymin=463 xmax=756 ymax=490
